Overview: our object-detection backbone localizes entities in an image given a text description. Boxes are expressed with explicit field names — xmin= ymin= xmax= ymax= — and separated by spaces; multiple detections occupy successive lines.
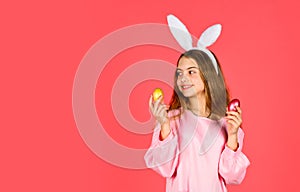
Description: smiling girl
xmin=144 ymin=49 xmax=250 ymax=192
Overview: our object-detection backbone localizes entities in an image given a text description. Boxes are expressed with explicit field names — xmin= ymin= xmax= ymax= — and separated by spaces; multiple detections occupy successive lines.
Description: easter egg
xmin=228 ymin=99 xmax=240 ymax=112
xmin=152 ymin=88 xmax=164 ymax=101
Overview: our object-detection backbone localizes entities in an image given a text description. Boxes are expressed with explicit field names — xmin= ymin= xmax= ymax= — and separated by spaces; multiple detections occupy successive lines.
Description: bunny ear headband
xmin=167 ymin=14 xmax=222 ymax=75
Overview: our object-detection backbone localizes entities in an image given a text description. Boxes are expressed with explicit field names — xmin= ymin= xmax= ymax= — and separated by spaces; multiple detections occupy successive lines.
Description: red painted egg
xmin=228 ymin=99 xmax=240 ymax=112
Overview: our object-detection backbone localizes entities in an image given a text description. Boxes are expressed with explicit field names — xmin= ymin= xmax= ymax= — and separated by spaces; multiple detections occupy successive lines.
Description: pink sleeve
xmin=144 ymin=111 xmax=179 ymax=178
xmin=219 ymin=128 xmax=250 ymax=184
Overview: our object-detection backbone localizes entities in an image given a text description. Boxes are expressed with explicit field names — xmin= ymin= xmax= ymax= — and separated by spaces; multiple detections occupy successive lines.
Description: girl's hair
xmin=168 ymin=49 xmax=230 ymax=120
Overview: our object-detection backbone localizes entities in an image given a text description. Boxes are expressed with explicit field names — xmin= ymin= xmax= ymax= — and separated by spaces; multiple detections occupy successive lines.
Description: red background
xmin=1 ymin=0 xmax=300 ymax=191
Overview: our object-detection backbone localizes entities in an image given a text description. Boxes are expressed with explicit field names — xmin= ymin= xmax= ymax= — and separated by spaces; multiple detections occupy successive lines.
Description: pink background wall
xmin=2 ymin=0 xmax=300 ymax=191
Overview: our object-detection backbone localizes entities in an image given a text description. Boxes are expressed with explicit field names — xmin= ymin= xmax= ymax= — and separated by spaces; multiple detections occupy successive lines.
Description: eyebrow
xmin=176 ymin=67 xmax=200 ymax=71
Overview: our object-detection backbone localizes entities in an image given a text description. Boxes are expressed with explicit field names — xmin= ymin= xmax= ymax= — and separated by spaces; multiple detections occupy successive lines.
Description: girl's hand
xmin=225 ymin=106 xmax=242 ymax=136
xmin=225 ymin=106 xmax=242 ymax=151
xmin=149 ymin=95 xmax=171 ymax=140
xmin=149 ymin=95 xmax=169 ymax=125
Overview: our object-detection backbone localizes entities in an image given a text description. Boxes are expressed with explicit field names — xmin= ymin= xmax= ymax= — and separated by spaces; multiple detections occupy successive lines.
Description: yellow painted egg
xmin=152 ymin=88 xmax=164 ymax=101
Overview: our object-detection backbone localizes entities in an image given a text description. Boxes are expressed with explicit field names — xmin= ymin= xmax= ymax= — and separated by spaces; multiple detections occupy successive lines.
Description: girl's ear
xmin=197 ymin=24 xmax=222 ymax=48
xmin=167 ymin=14 xmax=193 ymax=51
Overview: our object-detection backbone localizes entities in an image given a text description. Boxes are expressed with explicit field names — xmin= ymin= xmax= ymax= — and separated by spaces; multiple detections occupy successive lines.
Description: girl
xmin=144 ymin=49 xmax=250 ymax=191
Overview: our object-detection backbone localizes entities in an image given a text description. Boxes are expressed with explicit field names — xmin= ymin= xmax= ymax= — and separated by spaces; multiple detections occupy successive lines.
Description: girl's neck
xmin=187 ymin=95 xmax=210 ymax=117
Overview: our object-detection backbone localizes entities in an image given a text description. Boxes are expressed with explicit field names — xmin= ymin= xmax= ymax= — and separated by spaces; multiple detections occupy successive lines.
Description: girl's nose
xmin=181 ymin=75 xmax=187 ymax=82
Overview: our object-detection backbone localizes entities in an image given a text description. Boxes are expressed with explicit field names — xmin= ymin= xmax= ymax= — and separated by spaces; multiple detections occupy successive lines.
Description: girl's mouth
xmin=181 ymin=85 xmax=193 ymax=90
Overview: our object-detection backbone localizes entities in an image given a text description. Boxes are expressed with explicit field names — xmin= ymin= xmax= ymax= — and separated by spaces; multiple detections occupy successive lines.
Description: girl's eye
xmin=176 ymin=71 xmax=183 ymax=76
xmin=189 ymin=70 xmax=196 ymax=75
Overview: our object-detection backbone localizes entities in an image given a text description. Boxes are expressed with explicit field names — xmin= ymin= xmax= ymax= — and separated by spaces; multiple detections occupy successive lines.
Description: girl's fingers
xmin=226 ymin=115 xmax=239 ymax=124
xmin=153 ymin=104 xmax=168 ymax=118
xmin=236 ymin=106 xmax=242 ymax=116
xmin=153 ymin=96 xmax=163 ymax=111
xmin=158 ymin=105 xmax=168 ymax=116
xmin=149 ymin=95 xmax=153 ymax=111
xmin=226 ymin=114 xmax=242 ymax=128
xmin=226 ymin=111 xmax=241 ymax=121
xmin=226 ymin=110 xmax=239 ymax=116
xmin=157 ymin=105 xmax=168 ymax=124
xmin=156 ymin=103 xmax=165 ymax=114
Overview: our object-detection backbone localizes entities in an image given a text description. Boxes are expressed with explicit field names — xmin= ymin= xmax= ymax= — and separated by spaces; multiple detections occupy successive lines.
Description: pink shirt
xmin=144 ymin=109 xmax=250 ymax=192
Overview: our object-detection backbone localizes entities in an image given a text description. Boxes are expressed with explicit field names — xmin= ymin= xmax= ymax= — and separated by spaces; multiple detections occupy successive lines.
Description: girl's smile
xmin=180 ymin=84 xmax=193 ymax=90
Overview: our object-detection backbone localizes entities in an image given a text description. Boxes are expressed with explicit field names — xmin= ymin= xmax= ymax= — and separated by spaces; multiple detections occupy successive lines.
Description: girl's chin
xmin=180 ymin=91 xmax=195 ymax=98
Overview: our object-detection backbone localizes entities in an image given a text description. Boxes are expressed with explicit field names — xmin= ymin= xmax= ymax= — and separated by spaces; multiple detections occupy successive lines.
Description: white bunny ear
xmin=197 ymin=24 xmax=222 ymax=48
xmin=167 ymin=14 xmax=193 ymax=50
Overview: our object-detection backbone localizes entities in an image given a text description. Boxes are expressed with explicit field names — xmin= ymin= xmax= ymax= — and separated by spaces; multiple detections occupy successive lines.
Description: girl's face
xmin=176 ymin=56 xmax=205 ymax=98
